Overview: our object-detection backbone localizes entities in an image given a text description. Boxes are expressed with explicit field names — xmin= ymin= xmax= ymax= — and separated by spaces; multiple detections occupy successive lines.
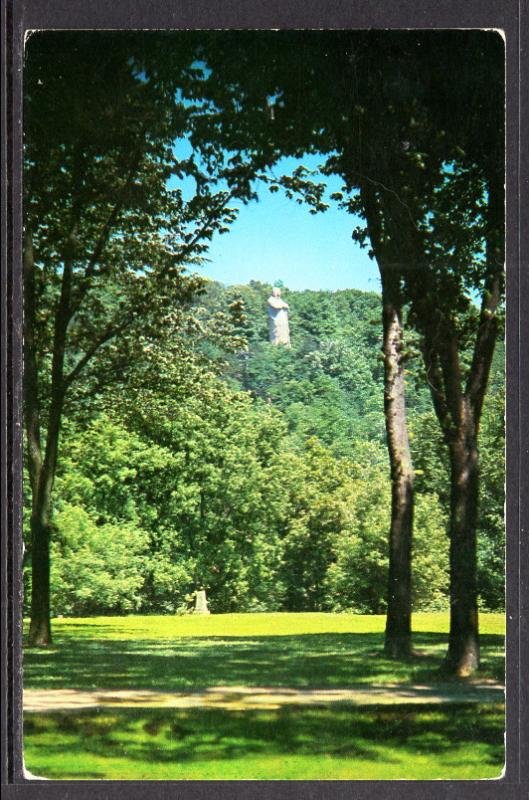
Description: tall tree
xmin=406 ymin=166 xmax=504 ymax=674
xmin=23 ymin=32 xmax=242 ymax=644
xmin=328 ymin=32 xmax=504 ymax=673
xmin=189 ymin=29 xmax=504 ymax=668
xmin=189 ymin=30 xmax=421 ymax=657
xmin=411 ymin=38 xmax=504 ymax=674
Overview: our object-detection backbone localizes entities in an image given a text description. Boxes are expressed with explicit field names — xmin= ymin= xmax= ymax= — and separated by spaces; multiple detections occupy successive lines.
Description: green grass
xmin=24 ymin=705 xmax=504 ymax=780
xmin=23 ymin=613 xmax=505 ymax=780
xmin=24 ymin=612 xmax=505 ymax=691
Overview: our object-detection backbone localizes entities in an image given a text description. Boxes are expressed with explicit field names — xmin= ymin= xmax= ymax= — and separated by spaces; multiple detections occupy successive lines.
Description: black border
xmin=2 ymin=1 xmax=527 ymax=798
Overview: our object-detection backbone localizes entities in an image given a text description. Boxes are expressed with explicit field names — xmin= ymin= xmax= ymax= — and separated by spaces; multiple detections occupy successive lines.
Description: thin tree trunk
xmin=445 ymin=407 xmax=480 ymax=675
xmin=28 ymin=397 xmax=64 ymax=646
xmin=22 ymin=229 xmax=42 ymax=498
xmin=23 ymin=226 xmax=53 ymax=645
xmin=26 ymin=218 xmax=75 ymax=645
xmin=28 ymin=509 xmax=52 ymax=646
xmin=381 ymin=286 xmax=414 ymax=659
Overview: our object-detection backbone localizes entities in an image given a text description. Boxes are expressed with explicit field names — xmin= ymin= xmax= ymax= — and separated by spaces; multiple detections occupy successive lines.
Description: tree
xmin=23 ymin=32 xmax=244 ymax=644
xmin=336 ymin=33 xmax=504 ymax=673
xmin=36 ymin=370 xmax=290 ymax=616
xmin=189 ymin=30 xmax=504 ymax=670
xmin=279 ymin=439 xmax=356 ymax=611
xmin=123 ymin=375 xmax=290 ymax=613
xmin=187 ymin=30 xmax=421 ymax=657
xmin=406 ymin=160 xmax=504 ymax=674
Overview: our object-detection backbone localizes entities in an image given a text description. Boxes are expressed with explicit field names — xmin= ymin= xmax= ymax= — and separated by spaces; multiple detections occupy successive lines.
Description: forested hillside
xmin=24 ymin=281 xmax=504 ymax=616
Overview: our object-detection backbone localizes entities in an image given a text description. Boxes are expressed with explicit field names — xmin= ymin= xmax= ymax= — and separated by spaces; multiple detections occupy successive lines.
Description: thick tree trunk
xmin=382 ymin=294 xmax=414 ymax=659
xmin=422 ymin=338 xmax=482 ymax=677
xmin=444 ymin=412 xmax=481 ymax=676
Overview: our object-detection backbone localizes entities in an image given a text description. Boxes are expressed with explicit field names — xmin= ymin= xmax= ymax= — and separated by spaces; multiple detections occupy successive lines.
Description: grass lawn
xmin=23 ymin=612 xmax=505 ymax=780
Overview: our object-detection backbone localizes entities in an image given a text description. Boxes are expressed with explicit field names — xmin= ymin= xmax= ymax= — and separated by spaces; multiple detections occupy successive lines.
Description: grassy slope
xmin=23 ymin=613 xmax=505 ymax=780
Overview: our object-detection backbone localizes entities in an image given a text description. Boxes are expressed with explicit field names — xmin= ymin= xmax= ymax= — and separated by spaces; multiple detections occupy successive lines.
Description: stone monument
xmin=193 ymin=589 xmax=210 ymax=615
xmin=267 ymin=286 xmax=290 ymax=346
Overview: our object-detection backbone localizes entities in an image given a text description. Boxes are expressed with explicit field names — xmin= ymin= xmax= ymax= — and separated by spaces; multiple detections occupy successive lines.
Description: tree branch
xmin=466 ymin=170 xmax=504 ymax=422
xmin=70 ymin=151 xmax=144 ymax=313
xmin=420 ymin=335 xmax=452 ymax=438
xmin=62 ymin=312 xmax=135 ymax=392
xmin=176 ymin=191 xmax=236 ymax=263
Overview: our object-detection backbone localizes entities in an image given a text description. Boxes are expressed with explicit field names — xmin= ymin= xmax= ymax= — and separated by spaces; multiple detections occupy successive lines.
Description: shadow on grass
xmin=24 ymin=631 xmax=505 ymax=692
xmin=24 ymin=702 xmax=504 ymax=779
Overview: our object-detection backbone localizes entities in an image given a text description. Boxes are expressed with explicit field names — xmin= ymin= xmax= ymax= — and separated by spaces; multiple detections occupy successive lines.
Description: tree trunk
xmin=359 ymin=182 xmax=415 ymax=659
xmin=444 ymin=411 xmax=480 ymax=676
xmin=25 ymin=218 xmax=73 ymax=646
xmin=382 ymin=293 xmax=414 ymax=659
xmin=24 ymin=226 xmax=53 ymax=646
xmin=27 ymin=398 xmax=64 ymax=646
xmin=28 ymin=510 xmax=52 ymax=646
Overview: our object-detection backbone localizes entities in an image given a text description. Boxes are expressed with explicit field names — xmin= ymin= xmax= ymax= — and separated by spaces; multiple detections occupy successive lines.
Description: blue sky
xmin=170 ymin=152 xmax=381 ymax=293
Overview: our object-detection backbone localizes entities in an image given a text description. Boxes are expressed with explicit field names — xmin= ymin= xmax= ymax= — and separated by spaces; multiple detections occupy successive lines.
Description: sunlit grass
xmin=23 ymin=611 xmax=507 ymax=641
xmin=23 ymin=613 xmax=505 ymax=692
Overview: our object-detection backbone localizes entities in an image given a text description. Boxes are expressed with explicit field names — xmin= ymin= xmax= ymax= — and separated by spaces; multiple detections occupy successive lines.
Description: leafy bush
xmin=324 ymin=480 xmax=449 ymax=614
xmin=50 ymin=504 xmax=148 ymax=615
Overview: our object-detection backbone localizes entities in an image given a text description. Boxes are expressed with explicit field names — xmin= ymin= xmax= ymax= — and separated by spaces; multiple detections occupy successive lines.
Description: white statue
xmin=267 ymin=287 xmax=290 ymax=346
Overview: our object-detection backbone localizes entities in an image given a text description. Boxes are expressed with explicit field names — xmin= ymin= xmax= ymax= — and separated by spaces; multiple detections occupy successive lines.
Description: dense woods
xmin=23 ymin=282 xmax=504 ymax=618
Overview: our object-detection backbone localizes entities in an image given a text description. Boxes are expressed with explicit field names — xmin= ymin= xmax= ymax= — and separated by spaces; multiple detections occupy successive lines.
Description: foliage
xmin=200 ymin=283 xmax=387 ymax=458
xmin=25 ymin=32 xmax=240 ymax=419
xmin=22 ymin=276 xmax=505 ymax=617
xmin=49 ymin=506 xmax=148 ymax=616
xmin=35 ymin=377 xmax=289 ymax=614
xmin=477 ymin=389 xmax=505 ymax=611
xmin=324 ymin=485 xmax=449 ymax=614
